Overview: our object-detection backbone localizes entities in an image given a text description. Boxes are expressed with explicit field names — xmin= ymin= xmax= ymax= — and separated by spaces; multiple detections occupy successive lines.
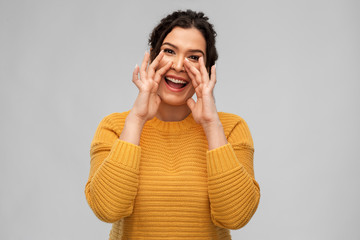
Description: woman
xmin=85 ymin=10 xmax=260 ymax=240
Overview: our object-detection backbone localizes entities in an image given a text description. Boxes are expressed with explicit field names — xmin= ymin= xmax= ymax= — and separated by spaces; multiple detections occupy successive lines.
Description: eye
xmin=188 ymin=55 xmax=200 ymax=61
xmin=163 ymin=48 xmax=175 ymax=54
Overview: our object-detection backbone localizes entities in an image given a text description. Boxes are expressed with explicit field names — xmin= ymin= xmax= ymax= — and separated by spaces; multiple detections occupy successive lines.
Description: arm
xmin=206 ymin=118 xmax=260 ymax=229
xmin=84 ymin=115 xmax=141 ymax=223
xmin=184 ymin=58 xmax=259 ymax=229
xmin=85 ymin=52 xmax=171 ymax=223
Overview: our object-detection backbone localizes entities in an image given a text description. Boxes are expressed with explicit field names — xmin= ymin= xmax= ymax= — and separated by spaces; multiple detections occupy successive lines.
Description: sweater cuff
xmin=207 ymin=143 xmax=240 ymax=177
xmin=108 ymin=139 xmax=141 ymax=170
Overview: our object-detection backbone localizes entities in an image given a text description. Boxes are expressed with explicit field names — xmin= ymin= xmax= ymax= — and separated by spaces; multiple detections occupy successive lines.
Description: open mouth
xmin=164 ymin=76 xmax=189 ymax=89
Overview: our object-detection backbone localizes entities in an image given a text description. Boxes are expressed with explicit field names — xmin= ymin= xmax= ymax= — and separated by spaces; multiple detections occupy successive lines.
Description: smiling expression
xmin=156 ymin=27 xmax=207 ymax=106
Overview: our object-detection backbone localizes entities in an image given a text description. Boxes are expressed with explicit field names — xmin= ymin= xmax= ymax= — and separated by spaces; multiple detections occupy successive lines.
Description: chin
xmin=158 ymin=94 xmax=190 ymax=106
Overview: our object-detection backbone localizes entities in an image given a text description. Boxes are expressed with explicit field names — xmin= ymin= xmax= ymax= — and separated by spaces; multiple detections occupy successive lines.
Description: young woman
xmin=85 ymin=10 xmax=260 ymax=240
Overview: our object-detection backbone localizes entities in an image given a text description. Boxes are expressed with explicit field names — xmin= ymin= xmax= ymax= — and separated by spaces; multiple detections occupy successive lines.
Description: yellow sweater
xmin=85 ymin=111 xmax=260 ymax=240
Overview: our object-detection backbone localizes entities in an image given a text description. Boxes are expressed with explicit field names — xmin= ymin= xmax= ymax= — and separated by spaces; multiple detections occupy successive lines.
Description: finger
xmin=184 ymin=62 xmax=198 ymax=88
xmin=198 ymin=56 xmax=209 ymax=84
xmin=154 ymin=61 xmax=172 ymax=84
xmin=155 ymin=94 xmax=161 ymax=107
xmin=186 ymin=98 xmax=196 ymax=112
xmin=148 ymin=50 xmax=164 ymax=79
xmin=132 ymin=64 xmax=141 ymax=88
xmin=184 ymin=58 xmax=202 ymax=86
xmin=184 ymin=65 xmax=198 ymax=90
xmin=185 ymin=64 xmax=202 ymax=98
xmin=209 ymin=65 xmax=217 ymax=89
xmin=140 ymin=52 xmax=150 ymax=80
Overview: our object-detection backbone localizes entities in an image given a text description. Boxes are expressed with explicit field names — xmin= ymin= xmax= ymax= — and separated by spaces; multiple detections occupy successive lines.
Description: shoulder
xmin=97 ymin=111 xmax=130 ymax=135
xmin=102 ymin=111 xmax=130 ymax=123
xmin=218 ymin=112 xmax=253 ymax=146
xmin=218 ymin=112 xmax=247 ymax=134
xmin=218 ymin=112 xmax=244 ymax=123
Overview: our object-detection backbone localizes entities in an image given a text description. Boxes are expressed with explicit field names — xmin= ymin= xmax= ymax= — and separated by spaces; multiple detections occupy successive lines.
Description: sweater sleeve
xmin=84 ymin=114 xmax=141 ymax=223
xmin=207 ymin=117 xmax=260 ymax=229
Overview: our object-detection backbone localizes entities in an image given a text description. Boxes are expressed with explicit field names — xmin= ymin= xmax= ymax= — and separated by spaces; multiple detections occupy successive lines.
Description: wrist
xmin=126 ymin=112 xmax=147 ymax=128
xmin=202 ymin=120 xmax=228 ymax=150
xmin=119 ymin=113 xmax=146 ymax=145
xmin=202 ymin=118 xmax=222 ymax=134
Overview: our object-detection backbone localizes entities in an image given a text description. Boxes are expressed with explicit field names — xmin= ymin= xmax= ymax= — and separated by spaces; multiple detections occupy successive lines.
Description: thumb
xmin=186 ymin=98 xmax=196 ymax=112
xmin=155 ymin=95 xmax=161 ymax=107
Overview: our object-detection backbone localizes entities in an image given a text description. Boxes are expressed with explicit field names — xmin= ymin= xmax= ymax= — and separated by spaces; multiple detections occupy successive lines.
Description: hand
xmin=129 ymin=51 xmax=172 ymax=125
xmin=184 ymin=57 xmax=227 ymax=150
xmin=184 ymin=56 xmax=219 ymax=129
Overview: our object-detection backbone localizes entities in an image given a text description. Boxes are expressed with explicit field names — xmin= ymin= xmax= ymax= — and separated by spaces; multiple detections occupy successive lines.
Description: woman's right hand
xmin=129 ymin=51 xmax=172 ymax=125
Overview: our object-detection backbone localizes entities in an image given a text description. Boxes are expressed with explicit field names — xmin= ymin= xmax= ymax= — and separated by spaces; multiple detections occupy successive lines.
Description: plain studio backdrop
xmin=1 ymin=0 xmax=359 ymax=239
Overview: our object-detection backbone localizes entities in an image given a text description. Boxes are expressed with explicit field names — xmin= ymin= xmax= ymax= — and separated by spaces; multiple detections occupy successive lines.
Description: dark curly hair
xmin=149 ymin=10 xmax=218 ymax=69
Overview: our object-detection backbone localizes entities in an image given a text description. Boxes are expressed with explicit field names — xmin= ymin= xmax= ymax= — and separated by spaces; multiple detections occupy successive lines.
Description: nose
xmin=172 ymin=56 xmax=185 ymax=72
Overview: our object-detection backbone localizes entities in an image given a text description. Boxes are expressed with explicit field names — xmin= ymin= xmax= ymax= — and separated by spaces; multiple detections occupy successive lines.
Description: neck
xmin=156 ymin=102 xmax=191 ymax=122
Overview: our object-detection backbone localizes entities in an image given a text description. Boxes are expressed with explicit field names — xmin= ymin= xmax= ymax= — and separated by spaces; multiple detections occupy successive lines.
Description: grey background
xmin=1 ymin=0 xmax=359 ymax=239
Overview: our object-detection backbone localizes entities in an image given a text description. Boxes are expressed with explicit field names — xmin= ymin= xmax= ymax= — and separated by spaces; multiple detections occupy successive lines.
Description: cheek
xmin=189 ymin=60 xmax=201 ymax=70
xmin=187 ymin=87 xmax=196 ymax=99
xmin=194 ymin=63 xmax=201 ymax=71
xmin=159 ymin=55 xmax=172 ymax=67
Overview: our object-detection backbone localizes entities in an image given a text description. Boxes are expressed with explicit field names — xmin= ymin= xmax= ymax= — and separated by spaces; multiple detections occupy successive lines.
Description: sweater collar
xmin=147 ymin=113 xmax=198 ymax=132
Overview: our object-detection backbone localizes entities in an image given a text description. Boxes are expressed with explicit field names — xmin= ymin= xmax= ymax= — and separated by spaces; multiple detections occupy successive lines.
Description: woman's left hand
xmin=184 ymin=56 xmax=220 ymax=130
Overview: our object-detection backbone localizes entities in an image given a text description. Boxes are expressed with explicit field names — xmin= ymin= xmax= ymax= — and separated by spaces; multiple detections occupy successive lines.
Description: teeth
xmin=166 ymin=77 xmax=187 ymax=84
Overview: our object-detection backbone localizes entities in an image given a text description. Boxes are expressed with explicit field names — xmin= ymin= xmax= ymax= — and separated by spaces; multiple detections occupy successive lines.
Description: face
xmin=156 ymin=27 xmax=206 ymax=106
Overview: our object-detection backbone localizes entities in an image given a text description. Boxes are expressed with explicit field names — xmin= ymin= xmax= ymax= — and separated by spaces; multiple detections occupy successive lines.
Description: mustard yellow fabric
xmin=85 ymin=111 xmax=260 ymax=240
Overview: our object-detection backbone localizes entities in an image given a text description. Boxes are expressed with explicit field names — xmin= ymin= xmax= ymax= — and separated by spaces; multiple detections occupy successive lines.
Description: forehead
xmin=163 ymin=27 xmax=206 ymax=52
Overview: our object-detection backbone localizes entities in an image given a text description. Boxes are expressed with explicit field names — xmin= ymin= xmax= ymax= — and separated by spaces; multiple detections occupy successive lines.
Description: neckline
xmin=147 ymin=113 xmax=198 ymax=132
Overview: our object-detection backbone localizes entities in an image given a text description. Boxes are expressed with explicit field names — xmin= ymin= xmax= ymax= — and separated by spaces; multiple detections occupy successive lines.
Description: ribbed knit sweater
xmin=85 ymin=111 xmax=260 ymax=240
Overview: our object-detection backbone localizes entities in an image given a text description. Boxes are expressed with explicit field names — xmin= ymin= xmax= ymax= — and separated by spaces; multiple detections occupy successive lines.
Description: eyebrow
xmin=162 ymin=42 xmax=205 ymax=57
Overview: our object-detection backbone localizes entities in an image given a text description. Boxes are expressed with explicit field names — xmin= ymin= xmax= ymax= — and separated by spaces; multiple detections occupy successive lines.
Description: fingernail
xmin=135 ymin=64 xmax=138 ymax=68
xmin=185 ymin=58 xmax=190 ymax=62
